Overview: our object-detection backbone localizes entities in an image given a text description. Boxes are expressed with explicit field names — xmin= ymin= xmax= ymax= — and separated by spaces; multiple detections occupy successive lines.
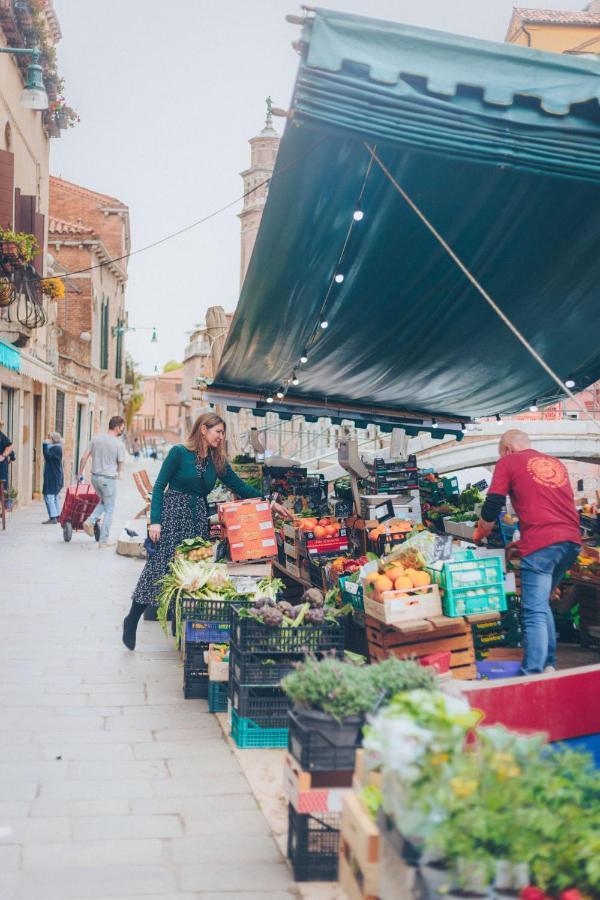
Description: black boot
xmin=122 ymin=600 xmax=147 ymax=650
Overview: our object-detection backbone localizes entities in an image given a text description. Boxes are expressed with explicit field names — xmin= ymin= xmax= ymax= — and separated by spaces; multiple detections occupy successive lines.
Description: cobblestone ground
xmin=0 ymin=461 xmax=296 ymax=899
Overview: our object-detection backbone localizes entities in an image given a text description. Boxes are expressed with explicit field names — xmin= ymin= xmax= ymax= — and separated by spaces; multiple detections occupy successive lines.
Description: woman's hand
xmin=148 ymin=524 xmax=161 ymax=543
xmin=270 ymin=500 xmax=292 ymax=520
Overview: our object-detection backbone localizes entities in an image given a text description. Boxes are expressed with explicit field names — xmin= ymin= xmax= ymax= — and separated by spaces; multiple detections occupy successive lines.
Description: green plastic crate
xmin=444 ymin=583 xmax=507 ymax=617
xmin=339 ymin=575 xmax=364 ymax=612
xmin=231 ymin=709 xmax=288 ymax=749
xmin=208 ymin=680 xmax=228 ymax=713
xmin=427 ymin=551 xmax=503 ymax=591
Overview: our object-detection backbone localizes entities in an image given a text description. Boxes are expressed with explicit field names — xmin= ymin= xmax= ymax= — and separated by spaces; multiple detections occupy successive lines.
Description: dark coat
xmin=43 ymin=442 xmax=64 ymax=495
xmin=0 ymin=430 xmax=11 ymax=484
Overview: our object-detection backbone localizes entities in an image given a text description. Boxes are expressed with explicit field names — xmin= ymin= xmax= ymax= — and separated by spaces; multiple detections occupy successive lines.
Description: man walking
xmin=79 ymin=416 xmax=126 ymax=548
xmin=474 ymin=429 xmax=581 ymax=675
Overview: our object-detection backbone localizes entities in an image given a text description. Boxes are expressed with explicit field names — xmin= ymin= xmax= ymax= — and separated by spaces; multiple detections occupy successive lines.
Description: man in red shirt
xmin=474 ymin=429 xmax=581 ymax=675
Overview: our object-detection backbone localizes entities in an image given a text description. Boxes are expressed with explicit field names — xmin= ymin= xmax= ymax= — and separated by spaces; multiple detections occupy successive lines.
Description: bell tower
xmin=239 ymin=98 xmax=280 ymax=289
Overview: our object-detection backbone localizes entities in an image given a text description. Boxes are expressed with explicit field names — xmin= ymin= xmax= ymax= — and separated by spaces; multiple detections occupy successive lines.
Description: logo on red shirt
xmin=526 ymin=456 xmax=567 ymax=489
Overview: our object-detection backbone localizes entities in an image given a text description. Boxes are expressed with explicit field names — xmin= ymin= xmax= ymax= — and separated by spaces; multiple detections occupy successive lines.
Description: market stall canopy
xmin=209 ymin=8 xmax=600 ymax=434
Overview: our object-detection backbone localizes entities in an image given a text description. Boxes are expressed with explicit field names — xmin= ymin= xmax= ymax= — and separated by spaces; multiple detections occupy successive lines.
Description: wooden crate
xmin=366 ymin=614 xmax=476 ymax=680
xmin=353 ymin=749 xmax=382 ymax=792
xmin=283 ymin=753 xmax=353 ymax=814
xmin=339 ymin=792 xmax=380 ymax=899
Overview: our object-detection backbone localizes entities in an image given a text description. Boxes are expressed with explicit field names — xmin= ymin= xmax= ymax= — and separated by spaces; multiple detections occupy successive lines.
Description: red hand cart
xmin=59 ymin=482 xmax=100 ymax=543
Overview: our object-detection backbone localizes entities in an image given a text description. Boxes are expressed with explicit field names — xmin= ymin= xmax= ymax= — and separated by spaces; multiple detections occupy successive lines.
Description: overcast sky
xmin=51 ymin=0 xmax=586 ymax=374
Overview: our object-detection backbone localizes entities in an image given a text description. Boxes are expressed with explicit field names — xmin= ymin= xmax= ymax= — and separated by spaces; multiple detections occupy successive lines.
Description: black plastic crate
xmin=185 ymin=619 xmax=230 ymax=644
xmin=179 ymin=596 xmax=251 ymax=624
xmin=230 ymin=646 xmax=301 ymax=686
xmin=229 ymin=677 xmax=292 ymax=727
xmin=183 ymin=668 xmax=209 ymax=699
xmin=287 ymin=804 xmax=340 ymax=882
xmin=231 ymin=606 xmax=345 ymax=655
xmin=288 ymin=709 xmax=361 ymax=772
xmin=183 ymin=640 xmax=210 ymax=669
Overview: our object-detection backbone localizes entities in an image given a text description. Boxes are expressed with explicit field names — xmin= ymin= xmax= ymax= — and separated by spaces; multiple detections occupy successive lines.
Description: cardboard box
xmin=219 ymin=499 xmax=276 ymax=562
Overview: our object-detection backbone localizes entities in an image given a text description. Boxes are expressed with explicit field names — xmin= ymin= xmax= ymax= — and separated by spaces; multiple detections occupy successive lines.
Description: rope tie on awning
xmin=365 ymin=143 xmax=599 ymax=428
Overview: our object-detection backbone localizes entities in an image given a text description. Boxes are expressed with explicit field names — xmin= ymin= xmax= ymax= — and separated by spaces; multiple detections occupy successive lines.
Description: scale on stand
xmin=337 ymin=433 xmax=369 ymax=516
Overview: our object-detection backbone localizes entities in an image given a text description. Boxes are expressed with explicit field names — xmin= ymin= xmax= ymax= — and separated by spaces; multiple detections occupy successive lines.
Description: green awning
xmin=210 ymin=9 xmax=600 ymax=427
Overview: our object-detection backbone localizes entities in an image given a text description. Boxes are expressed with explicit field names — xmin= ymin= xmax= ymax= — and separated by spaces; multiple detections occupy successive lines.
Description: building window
xmin=55 ymin=390 xmax=65 ymax=436
xmin=100 ymin=300 xmax=109 ymax=370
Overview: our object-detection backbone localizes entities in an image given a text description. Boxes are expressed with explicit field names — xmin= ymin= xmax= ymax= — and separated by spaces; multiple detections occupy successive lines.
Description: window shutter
xmin=0 ymin=150 xmax=14 ymax=229
xmin=20 ymin=194 xmax=36 ymax=235
xmin=55 ymin=390 xmax=65 ymax=436
xmin=13 ymin=187 xmax=21 ymax=232
xmin=33 ymin=212 xmax=45 ymax=274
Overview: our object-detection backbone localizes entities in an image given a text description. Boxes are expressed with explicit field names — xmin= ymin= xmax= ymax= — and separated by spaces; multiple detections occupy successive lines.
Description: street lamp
xmin=0 ymin=46 xmax=48 ymax=110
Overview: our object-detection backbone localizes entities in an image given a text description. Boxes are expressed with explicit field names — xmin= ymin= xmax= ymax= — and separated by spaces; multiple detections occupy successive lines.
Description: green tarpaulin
xmin=209 ymin=9 xmax=600 ymax=429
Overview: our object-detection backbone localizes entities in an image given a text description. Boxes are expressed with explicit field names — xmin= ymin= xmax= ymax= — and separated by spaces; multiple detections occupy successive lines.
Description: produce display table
xmin=272 ymin=559 xmax=314 ymax=593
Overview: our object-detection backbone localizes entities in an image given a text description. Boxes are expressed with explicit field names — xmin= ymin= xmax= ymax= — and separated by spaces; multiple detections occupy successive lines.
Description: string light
xmin=432 ymin=418 xmax=438 ymax=427
xmin=300 ymin=350 xmax=308 ymax=364
xmin=529 ymin=401 xmax=538 ymax=413
xmin=266 ymin=395 xmax=274 ymax=404
xmin=565 ymin=379 xmax=576 ymax=389
xmin=353 ymin=207 xmax=364 ymax=222
xmin=334 ymin=273 xmax=344 ymax=284
xmin=291 ymin=372 xmax=299 ymax=386
xmin=320 ymin=319 xmax=329 ymax=329
xmin=276 ymin=389 xmax=285 ymax=399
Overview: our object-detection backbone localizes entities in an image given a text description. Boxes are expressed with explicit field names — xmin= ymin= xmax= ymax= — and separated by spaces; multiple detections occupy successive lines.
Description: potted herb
xmin=0 ymin=279 xmax=11 ymax=307
xmin=282 ymin=655 xmax=436 ymax=749
xmin=0 ymin=229 xmax=39 ymax=265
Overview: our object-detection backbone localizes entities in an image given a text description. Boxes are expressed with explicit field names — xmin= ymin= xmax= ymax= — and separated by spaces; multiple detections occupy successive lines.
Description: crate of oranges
xmin=285 ymin=516 xmax=349 ymax=557
xmin=360 ymin=558 xmax=442 ymax=626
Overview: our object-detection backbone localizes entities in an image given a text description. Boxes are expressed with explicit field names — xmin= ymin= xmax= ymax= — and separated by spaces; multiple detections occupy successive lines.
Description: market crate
xmin=367 ymin=531 xmax=409 ymax=556
xmin=365 ymin=455 xmax=417 ymax=473
xmin=229 ymin=646 xmax=300 ymax=686
xmin=365 ymin=615 xmax=476 ymax=680
xmin=207 ymin=647 xmax=230 ymax=682
xmin=345 ymin=613 xmax=369 ymax=657
xmin=185 ymin=619 xmax=230 ymax=645
xmin=444 ymin=583 xmax=507 ymax=617
xmin=428 ymin=551 xmax=502 ymax=591
xmin=229 ymin=677 xmax=292 ymax=727
xmin=288 ymin=708 xmax=361 ymax=773
xmin=183 ymin=638 xmax=210 ymax=669
xmin=339 ymin=791 xmax=380 ymax=900
xmin=179 ymin=596 xmax=250 ymax=624
xmin=230 ymin=708 xmax=288 ymax=749
xmin=287 ymin=804 xmax=340 ymax=882
xmin=283 ymin=753 xmax=353 ymax=814
xmin=183 ymin=668 xmax=209 ymax=700
xmin=363 ymin=584 xmax=442 ymax=626
xmin=230 ymin=605 xmax=345 ymax=655
xmin=207 ymin=680 xmax=228 ymax=712
xmin=340 ymin=575 xmax=364 ymax=612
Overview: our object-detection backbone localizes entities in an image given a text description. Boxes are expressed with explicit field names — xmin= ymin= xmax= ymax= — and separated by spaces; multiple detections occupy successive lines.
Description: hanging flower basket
xmin=0 ymin=279 xmax=12 ymax=307
xmin=40 ymin=277 xmax=65 ymax=300
xmin=56 ymin=106 xmax=69 ymax=129
xmin=45 ymin=78 xmax=58 ymax=102
xmin=1 ymin=241 xmax=19 ymax=262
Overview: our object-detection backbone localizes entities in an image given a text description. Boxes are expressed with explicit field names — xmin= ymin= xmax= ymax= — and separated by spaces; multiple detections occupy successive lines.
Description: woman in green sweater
xmin=122 ymin=412 xmax=288 ymax=650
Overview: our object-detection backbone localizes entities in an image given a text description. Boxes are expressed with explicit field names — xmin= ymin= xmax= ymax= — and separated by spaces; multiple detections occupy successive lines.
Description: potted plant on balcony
xmin=40 ymin=277 xmax=65 ymax=300
xmin=0 ymin=228 xmax=38 ymax=265
xmin=14 ymin=0 xmax=32 ymax=31
xmin=0 ymin=278 xmax=12 ymax=307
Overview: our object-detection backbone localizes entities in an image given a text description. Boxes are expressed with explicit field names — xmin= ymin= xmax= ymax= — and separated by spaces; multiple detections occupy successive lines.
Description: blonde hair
xmin=185 ymin=412 xmax=227 ymax=474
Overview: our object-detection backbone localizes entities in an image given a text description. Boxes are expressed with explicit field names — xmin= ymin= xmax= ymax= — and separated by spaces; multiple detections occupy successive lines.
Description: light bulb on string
xmin=276 ymin=389 xmax=285 ymax=399
xmin=565 ymin=379 xmax=576 ymax=389
xmin=300 ymin=349 xmax=308 ymax=364
xmin=353 ymin=207 xmax=364 ymax=222
xmin=320 ymin=318 xmax=329 ymax=329
xmin=291 ymin=372 xmax=299 ymax=386
xmin=529 ymin=401 xmax=538 ymax=413
xmin=334 ymin=273 xmax=344 ymax=284
xmin=266 ymin=395 xmax=274 ymax=404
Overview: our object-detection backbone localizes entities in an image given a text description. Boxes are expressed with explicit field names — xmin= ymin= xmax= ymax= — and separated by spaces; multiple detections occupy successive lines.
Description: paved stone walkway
xmin=0 ymin=461 xmax=296 ymax=899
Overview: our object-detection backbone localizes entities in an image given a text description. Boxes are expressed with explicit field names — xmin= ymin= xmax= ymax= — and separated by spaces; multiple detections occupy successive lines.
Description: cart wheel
xmin=63 ymin=522 xmax=73 ymax=542
xmin=94 ymin=523 xmax=100 ymax=542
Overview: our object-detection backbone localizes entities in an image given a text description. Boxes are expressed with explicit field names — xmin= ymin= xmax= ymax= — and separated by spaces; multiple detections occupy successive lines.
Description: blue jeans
xmin=520 ymin=541 xmax=580 ymax=674
xmin=89 ymin=475 xmax=117 ymax=543
xmin=44 ymin=493 xmax=61 ymax=518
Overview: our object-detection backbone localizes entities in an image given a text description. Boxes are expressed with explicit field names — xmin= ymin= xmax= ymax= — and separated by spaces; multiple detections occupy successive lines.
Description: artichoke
xmin=261 ymin=607 xmax=284 ymax=628
xmin=306 ymin=608 xmax=325 ymax=625
xmin=277 ymin=601 xmax=295 ymax=618
xmin=302 ymin=588 xmax=324 ymax=608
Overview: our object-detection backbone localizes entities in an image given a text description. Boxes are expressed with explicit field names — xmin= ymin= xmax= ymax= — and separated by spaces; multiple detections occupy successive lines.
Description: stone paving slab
xmin=0 ymin=463 xmax=301 ymax=899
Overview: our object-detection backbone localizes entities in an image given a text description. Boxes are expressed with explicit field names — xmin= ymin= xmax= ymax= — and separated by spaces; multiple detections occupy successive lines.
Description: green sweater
xmin=150 ymin=444 xmax=261 ymax=524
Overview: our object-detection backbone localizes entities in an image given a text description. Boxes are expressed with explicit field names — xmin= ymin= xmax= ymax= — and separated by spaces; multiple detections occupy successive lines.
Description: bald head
xmin=499 ymin=429 xmax=531 ymax=457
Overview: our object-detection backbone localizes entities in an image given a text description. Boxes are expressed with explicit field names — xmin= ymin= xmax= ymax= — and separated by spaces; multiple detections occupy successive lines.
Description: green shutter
xmin=101 ymin=301 xmax=109 ymax=370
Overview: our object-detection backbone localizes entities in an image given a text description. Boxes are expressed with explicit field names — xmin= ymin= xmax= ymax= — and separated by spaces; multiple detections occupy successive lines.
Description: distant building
xmin=48 ymin=177 xmax=130 ymax=480
xmin=506 ymin=3 xmax=600 ymax=54
xmin=238 ymin=105 xmax=280 ymax=287
xmin=133 ymin=369 xmax=183 ymax=448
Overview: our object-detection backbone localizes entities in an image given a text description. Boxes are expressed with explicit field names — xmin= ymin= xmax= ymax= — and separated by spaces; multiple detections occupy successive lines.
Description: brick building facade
xmin=48 ymin=177 xmax=130 ymax=480
xmin=133 ymin=369 xmax=183 ymax=448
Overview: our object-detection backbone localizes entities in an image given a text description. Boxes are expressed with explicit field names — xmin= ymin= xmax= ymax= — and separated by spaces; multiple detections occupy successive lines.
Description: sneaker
xmin=544 ymin=665 xmax=556 ymax=673
xmin=98 ymin=541 xmax=116 ymax=549
xmin=42 ymin=518 xmax=55 ymax=524
xmin=82 ymin=521 xmax=95 ymax=538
